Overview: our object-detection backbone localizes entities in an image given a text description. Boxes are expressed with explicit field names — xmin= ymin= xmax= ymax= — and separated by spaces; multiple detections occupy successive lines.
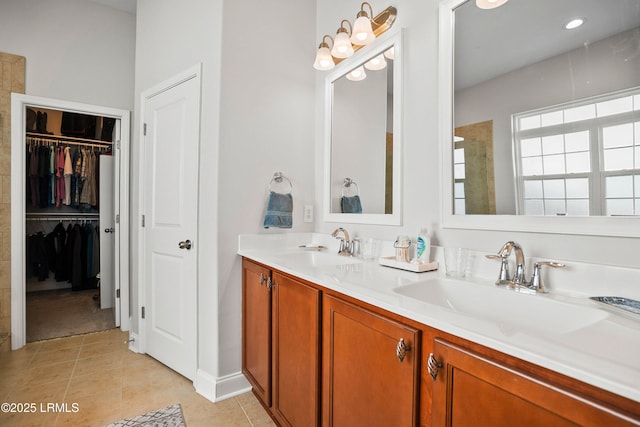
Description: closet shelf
xmin=26 ymin=212 xmax=99 ymax=220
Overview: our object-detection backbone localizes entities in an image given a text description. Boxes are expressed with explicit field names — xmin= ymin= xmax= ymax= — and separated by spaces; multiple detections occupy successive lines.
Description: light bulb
xmin=346 ymin=66 xmax=367 ymax=81
xmin=331 ymin=31 xmax=354 ymax=58
xmin=313 ymin=46 xmax=335 ymax=71
xmin=476 ymin=0 xmax=509 ymax=9
xmin=350 ymin=14 xmax=375 ymax=46
xmin=364 ymin=54 xmax=386 ymax=71
xmin=565 ymin=18 xmax=585 ymax=30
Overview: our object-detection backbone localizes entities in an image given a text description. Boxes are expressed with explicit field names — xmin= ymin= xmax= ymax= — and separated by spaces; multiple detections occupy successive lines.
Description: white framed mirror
xmin=324 ymin=29 xmax=403 ymax=225
xmin=439 ymin=0 xmax=640 ymax=237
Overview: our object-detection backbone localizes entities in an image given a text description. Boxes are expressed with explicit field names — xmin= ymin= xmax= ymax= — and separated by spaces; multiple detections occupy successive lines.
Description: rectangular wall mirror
xmin=439 ymin=0 xmax=640 ymax=237
xmin=324 ymin=30 xmax=403 ymax=225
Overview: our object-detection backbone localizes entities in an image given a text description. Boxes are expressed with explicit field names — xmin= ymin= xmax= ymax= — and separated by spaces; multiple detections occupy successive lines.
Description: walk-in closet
xmin=23 ymin=106 xmax=116 ymax=342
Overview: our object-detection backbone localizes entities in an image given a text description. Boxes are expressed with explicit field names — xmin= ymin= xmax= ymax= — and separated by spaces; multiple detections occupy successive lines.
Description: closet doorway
xmin=10 ymin=94 xmax=131 ymax=349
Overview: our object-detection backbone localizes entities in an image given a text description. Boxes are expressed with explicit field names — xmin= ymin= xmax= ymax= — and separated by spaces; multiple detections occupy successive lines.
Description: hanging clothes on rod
xmin=26 ymin=136 xmax=109 ymax=212
xmin=26 ymin=218 xmax=100 ymax=290
xmin=24 ymin=131 xmax=109 ymax=292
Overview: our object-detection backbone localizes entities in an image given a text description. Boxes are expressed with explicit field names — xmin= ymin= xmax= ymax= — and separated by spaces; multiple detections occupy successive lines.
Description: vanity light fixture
xmin=313 ymin=35 xmax=336 ymax=70
xmin=313 ymin=4 xmax=396 ymax=70
xmin=332 ymin=20 xmax=355 ymax=58
xmin=383 ymin=46 xmax=395 ymax=60
xmin=346 ymin=66 xmax=367 ymax=81
xmin=476 ymin=0 xmax=509 ymax=9
xmin=564 ymin=18 xmax=585 ymax=30
xmin=364 ymin=53 xmax=387 ymax=71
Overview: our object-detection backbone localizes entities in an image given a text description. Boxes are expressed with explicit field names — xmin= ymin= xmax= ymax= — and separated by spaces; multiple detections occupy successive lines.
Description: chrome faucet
xmin=487 ymin=241 xmax=566 ymax=293
xmin=498 ymin=241 xmax=526 ymax=287
xmin=486 ymin=241 xmax=525 ymax=287
xmin=331 ymin=227 xmax=353 ymax=256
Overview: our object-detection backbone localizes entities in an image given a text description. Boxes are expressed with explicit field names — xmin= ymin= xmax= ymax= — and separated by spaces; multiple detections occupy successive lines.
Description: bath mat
xmin=105 ymin=403 xmax=186 ymax=427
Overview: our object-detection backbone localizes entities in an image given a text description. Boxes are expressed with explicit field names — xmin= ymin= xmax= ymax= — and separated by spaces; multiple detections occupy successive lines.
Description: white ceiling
xmin=87 ymin=0 xmax=136 ymax=14
xmin=455 ymin=0 xmax=640 ymax=90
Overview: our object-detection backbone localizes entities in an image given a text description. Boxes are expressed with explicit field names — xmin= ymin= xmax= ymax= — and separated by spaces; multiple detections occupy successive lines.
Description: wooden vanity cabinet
xmin=242 ymin=258 xmax=272 ymax=406
xmin=272 ymin=271 xmax=321 ymax=427
xmin=242 ymin=258 xmax=321 ymax=427
xmin=430 ymin=338 xmax=640 ymax=426
xmin=243 ymin=258 xmax=639 ymax=426
xmin=322 ymin=294 xmax=421 ymax=427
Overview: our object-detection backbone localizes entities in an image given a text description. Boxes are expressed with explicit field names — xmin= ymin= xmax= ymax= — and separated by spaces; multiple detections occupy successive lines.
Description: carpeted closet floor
xmin=26 ymin=289 xmax=115 ymax=342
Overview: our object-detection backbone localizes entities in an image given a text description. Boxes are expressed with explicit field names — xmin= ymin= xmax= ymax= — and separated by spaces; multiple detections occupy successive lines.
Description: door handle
xmin=178 ymin=240 xmax=192 ymax=250
xmin=104 ymin=228 xmax=115 ymax=233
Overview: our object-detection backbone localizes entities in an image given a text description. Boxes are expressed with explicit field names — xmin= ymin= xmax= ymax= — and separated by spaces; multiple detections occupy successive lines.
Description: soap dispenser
xmin=416 ymin=228 xmax=431 ymax=264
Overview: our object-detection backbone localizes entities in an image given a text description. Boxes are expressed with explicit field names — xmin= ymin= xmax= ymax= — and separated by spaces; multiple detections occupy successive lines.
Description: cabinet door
xmin=431 ymin=338 xmax=637 ymax=427
xmin=272 ymin=272 xmax=321 ymax=427
xmin=323 ymin=294 xmax=420 ymax=427
xmin=242 ymin=259 xmax=272 ymax=406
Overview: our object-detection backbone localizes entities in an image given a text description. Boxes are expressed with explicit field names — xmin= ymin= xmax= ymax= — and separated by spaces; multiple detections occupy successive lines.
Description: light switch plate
xmin=303 ymin=204 xmax=313 ymax=222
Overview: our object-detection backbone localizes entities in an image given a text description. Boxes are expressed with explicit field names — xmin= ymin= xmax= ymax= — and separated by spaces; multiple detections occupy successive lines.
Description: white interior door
xmin=142 ymin=69 xmax=200 ymax=380
xmin=112 ymin=119 xmax=123 ymax=328
xmin=99 ymin=155 xmax=116 ymax=317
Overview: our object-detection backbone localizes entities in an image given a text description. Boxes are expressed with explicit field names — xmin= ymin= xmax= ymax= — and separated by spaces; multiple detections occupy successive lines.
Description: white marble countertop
xmin=238 ymin=233 xmax=640 ymax=403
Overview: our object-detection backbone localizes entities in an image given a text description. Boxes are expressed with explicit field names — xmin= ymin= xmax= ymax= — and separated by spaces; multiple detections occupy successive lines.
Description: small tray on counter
xmin=590 ymin=296 xmax=640 ymax=317
xmin=378 ymin=256 xmax=439 ymax=273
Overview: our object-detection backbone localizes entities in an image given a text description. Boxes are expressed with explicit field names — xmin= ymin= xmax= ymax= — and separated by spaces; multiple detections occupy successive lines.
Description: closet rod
xmin=26 ymin=138 xmax=109 ymax=149
xmin=26 ymin=132 xmax=112 ymax=146
xmin=26 ymin=216 xmax=99 ymax=222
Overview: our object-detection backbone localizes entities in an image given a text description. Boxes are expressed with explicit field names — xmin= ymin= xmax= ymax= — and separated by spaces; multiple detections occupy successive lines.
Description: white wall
xmin=134 ymin=0 xmax=225 ymax=393
xmin=0 ymin=0 xmax=135 ymax=111
xmin=315 ymin=0 xmax=640 ymax=268
xmin=134 ymin=0 xmax=316 ymax=394
xmin=217 ymin=0 xmax=316 ymax=378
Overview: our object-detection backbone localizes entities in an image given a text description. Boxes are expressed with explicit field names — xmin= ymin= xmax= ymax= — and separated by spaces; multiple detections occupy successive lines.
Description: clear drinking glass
xmin=361 ymin=238 xmax=381 ymax=260
xmin=444 ymin=247 xmax=469 ymax=278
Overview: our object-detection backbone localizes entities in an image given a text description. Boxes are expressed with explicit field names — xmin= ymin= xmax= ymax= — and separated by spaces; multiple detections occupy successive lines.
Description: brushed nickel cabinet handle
xmin=266 ymin=277 xmax=273 ymax=291
xmin=396 ymin=338 xmax=411 ymax=362
xmin=259 ymin=273 xmax=266 ymax=286
xmin=428 ymin=353 xmax=443 ymax=381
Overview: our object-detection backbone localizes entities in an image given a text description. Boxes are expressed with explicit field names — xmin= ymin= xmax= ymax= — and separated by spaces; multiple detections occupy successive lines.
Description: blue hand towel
xmin=263 ymin=191 xmax=293 ymax=228
xmin=341 ymin=195 xmax=362 ymax=213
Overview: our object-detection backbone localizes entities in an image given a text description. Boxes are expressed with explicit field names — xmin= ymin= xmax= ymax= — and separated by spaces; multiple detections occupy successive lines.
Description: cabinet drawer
xmin=431 ymin=338 xmax=638 ymax=427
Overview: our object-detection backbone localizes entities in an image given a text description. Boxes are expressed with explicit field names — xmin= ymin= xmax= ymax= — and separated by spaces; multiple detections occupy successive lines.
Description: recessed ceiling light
xmin=565 ymin=18 xmax=585 ymax=30
xmin=476 ymin=0 xmax=509 ymax=9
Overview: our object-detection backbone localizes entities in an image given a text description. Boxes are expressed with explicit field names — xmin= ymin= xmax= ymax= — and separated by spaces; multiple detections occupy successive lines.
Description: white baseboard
xmin=195 ymin=369 xmax=251 ymax=402
xmin=214 ymin=372 xmax=252 ymax=401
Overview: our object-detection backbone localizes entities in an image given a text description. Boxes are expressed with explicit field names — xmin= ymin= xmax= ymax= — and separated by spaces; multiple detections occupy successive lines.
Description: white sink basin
xmin=275 ymin=251 xmax=363 ymax=268
xmin=394 ymin=277 xmax=608 ymax=335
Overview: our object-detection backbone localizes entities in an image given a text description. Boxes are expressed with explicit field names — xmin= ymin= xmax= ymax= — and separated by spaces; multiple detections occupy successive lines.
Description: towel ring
xmin=268 ymin=172 xmax=293 ymax=194
xmin=341 ymin=177 xmax=360 ymax=197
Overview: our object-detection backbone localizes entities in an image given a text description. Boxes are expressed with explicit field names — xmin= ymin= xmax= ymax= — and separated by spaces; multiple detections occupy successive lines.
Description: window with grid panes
xmin=513 ymin=88 xmax=640 ymax=216
xmin=453 ymin=144 xmax=466 ymax=214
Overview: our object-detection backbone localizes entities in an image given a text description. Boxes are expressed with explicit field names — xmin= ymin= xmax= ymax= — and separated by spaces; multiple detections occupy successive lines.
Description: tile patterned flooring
xmin=0 ymin=329 xmax=275 ymax=426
